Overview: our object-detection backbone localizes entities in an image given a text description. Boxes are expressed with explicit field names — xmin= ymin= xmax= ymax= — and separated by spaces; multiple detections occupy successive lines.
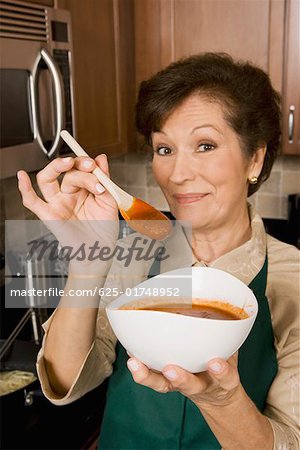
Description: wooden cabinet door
xmin=57 ymin=0 xmax=135 ymax=158
xmin=135 ymin=0 xmax=284 ymax=94
xmin=281 ymin=0 xmax=300 ymax=155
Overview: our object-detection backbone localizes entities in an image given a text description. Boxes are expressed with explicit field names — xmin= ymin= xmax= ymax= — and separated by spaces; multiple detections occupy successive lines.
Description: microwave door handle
xmin=29 ymin=73 xmax=38 ymax=141
xmin=32 ymin=48 xmax=65 ymax=158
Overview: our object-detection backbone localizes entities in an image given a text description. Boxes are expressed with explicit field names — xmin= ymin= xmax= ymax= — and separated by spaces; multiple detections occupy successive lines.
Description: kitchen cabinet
xmin=134 ymin=0 xmax=285 ymax=93
xmin=281 ymin=0 xmax=300 ymax=155
xmin=12 ymin=0 xmax=300 ymax=157
xmin=57 ymin=0 xmax=136 ymax=158
xmin=134 ymin=0 xmax=299 ymax=155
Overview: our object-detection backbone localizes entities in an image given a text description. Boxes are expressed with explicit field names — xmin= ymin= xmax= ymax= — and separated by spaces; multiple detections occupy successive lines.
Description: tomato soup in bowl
xmin=121 ymin=298 xmax=249 ymax=320
xmin=106 ymin=267 xmax=258 ymax=372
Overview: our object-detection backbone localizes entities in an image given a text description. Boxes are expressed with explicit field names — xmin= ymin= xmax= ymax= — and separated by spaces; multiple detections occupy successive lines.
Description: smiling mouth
xmin=173 ymin=193 xmax=209 ymax=204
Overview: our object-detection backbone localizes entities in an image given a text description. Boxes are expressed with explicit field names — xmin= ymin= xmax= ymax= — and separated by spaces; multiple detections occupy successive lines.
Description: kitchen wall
xmin=0 ymin=152 xmax=299 ymax=284
xmin=108 ymin=152 xmax=300 ymax=219
xmin=1 ymin=153 xmax=300 ymax=224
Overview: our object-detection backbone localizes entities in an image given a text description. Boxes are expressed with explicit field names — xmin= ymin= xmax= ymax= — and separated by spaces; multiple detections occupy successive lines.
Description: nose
xmin=169 ymin=152 xmax=196 ymax=184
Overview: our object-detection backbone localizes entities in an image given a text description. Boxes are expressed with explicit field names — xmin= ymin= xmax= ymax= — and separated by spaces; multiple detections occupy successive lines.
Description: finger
xmin=17 ymin=171 xmax=51 ymax=219
xmin=95 ymin=154 xmax=110 ymax=177
xmin=36 ymin=157 xmax=74 ymax=202
xmin=60 ymin=169 xmax=106 ymax=196
xmin=70 ymin=154 xmax=109 ymax=196
xmin=127 ymin=358 xmax=172 ymax=394
xmin=227 ymin=351 xmax=239 ymax=368
xmin=71 ymin=156 xmax=106 ymax=195
xmin=162 ymin=365 xmax=209 ymax=397
xmin=73 ymin=156 xmax=97 ymax=172
xmin=94 ymin=154 xmax=117 ymax=199
xmin=206 ymin=358 xmax=240 ymax=391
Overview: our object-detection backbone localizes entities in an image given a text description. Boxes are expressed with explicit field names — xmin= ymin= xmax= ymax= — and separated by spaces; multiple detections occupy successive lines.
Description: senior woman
xmin=17 ymin=53 xmax=299 ymax=449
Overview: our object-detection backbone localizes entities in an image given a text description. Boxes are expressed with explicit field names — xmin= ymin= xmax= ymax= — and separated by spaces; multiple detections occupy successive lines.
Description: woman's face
xmin=151 ymin=95 xmax=256 ymax=232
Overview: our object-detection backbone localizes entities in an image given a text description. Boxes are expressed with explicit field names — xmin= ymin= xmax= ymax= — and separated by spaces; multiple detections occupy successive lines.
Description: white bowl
xmin=106 ymin=267 xmax=258 ymax=372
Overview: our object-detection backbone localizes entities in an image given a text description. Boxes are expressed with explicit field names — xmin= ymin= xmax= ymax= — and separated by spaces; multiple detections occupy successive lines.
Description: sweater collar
xmin=161 ymin=206 xmax=267 ymax=285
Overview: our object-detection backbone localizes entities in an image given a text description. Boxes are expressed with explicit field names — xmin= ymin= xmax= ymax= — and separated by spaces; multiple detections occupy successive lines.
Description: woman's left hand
xmin=127 ymin=353 xmax=241 ymax=408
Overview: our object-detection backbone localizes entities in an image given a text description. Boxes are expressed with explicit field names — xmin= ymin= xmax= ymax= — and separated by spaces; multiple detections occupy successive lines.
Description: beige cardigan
xmin=37 ymin=210 xmax=300 ymax=449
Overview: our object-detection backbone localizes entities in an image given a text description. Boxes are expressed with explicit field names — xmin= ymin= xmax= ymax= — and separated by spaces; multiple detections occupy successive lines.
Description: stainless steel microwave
xmin=0 ymin=0 xmax=76 ymax=179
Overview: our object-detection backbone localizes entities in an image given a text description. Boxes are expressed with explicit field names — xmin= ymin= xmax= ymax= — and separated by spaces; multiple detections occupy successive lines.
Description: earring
xmin=249 ymin=176 xmax=258 ymax=185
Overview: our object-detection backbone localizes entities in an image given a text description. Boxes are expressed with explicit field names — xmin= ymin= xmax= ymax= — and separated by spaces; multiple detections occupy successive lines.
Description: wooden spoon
xmin=60 ymin=130 xmax=172 ymax=240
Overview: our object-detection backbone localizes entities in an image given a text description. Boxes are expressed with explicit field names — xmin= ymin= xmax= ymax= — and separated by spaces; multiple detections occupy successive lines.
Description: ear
xmin=247 ymin=145 xmax=267 ymax=179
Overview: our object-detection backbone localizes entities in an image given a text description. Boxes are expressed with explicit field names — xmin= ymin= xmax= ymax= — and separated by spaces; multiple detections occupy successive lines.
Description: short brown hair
xmin=136 ymin=53 xmax=281 ymax=196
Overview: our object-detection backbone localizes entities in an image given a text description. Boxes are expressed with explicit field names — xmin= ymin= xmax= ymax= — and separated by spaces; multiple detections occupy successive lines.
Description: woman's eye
xmin=198 ymin=143 xmax=215 ymax=152
xmin=155 ymin=147 xmax=173 ymax=155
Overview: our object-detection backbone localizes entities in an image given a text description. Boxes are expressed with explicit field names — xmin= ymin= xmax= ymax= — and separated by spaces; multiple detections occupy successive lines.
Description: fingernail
xmin=16 ymin=171 xmax=20 ymax=180
xmin=209 ymin=362 xmax=223 ymax=373
xmin=163 ymin=369 xmax=177 ymax=380
xmin=83 ymin=160 xmax=93 ymax=168
xmin=96 ymin=183 xmax=105 ymax=194
xmin=127 ymin=359 xmax=139 ymax=372
xmin=63 ymin=157 xmax=73 ymax=163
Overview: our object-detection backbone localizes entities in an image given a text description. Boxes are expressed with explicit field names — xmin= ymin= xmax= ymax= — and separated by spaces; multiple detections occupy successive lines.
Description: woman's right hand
xmin=17 ymin=154 xmax=119 ymax=264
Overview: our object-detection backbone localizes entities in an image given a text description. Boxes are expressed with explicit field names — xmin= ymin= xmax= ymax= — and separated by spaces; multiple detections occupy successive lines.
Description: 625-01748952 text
xmin=9 ymin=287 xmax=181 ymax=298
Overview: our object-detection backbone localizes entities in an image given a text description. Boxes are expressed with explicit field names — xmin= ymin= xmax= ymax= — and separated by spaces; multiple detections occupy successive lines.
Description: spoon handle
xmin=60 ymin=130 xmax=133 ymax=210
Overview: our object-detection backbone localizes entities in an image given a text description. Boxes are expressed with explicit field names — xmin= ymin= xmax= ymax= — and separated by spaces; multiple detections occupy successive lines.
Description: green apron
xmin=99 ymin=256 xmax=277 ymax=449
